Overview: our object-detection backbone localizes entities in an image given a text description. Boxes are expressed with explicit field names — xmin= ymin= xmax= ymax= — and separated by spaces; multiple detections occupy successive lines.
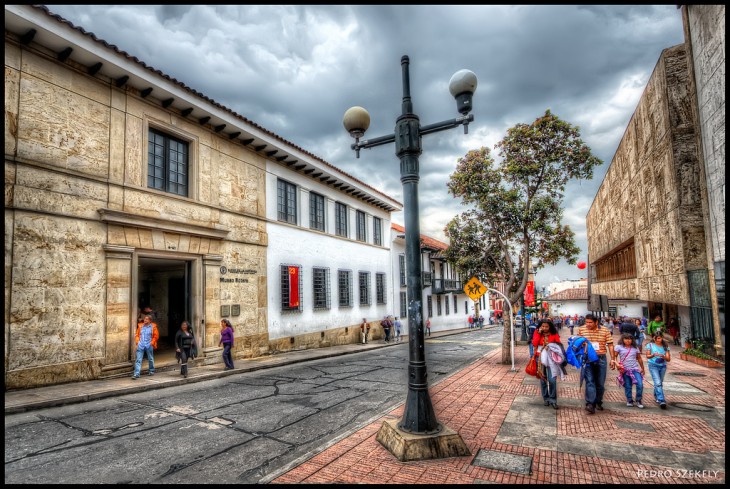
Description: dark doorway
xmin=138 ymin=257 xmax=192 ymax=358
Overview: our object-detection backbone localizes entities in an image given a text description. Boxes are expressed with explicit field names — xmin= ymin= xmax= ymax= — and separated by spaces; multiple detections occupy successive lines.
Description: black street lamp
xmin=343 ymin=55 xmax=476 ymax=458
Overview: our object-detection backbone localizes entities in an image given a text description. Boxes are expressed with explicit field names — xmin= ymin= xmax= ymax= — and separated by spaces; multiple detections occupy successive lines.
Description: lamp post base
xmin=375 ymin=418 xmax=471 ymax=462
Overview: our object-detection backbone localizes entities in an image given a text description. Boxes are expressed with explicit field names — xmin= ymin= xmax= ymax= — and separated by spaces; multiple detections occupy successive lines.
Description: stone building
xmin=4 ymin=5 xmax=400 ymax=389
xmin=586 ymin=5 xmax=724 ymax=356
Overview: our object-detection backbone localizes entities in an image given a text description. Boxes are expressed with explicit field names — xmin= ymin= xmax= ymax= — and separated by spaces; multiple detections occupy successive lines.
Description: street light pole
xmin=344 ymin=55 xmax=476 ymax=458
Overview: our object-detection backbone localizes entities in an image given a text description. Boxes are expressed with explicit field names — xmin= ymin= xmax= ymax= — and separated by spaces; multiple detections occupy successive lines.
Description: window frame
xmin=400 ymin=291 xmax=407 ymax=319
xmin=376 ymin=272 xmax=386 ymax=305
xmin=277 ymin=179 xmax=298 ymax=224
xmin=280 ymin=264 xmax=303 ymax=312
xmin=309 ymin=192 xmax=326 ymax=231
xmin=427 ymin=295 xmax=433 ymax=318
xmin=338 ymin=269 xmax=353 ymax=307
xmin=312 ymin=267 xmax=331 ymax=310
xmin=373 ymin=217 xmax=382 ymax=246
xmin=359 ymin=271 xmax=371 ymax=306
xmin=399 ymin=254 xmax=406 ymax=287
xmin=335 ymin=202 xmax=348 ymax=237
xmin=147 ymin=127 xmax=190 ymax=197
xmin=356 ymin=210 xmax=367 ymax=242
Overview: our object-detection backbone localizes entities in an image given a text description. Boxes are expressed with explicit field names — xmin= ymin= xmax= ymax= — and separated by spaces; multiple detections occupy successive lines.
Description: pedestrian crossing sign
xmin=464 ymin=276 xmax=486 ymax=301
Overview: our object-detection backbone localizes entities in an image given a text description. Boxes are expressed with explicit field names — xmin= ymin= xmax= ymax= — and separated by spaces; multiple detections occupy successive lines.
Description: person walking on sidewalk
xmin=532 ymin=319 xmax=564 ymax=409
xmin=647 ymin=314 xmax=665 ymax=337
xmin=614 ymin=333 xmax=645 ymax=408
xmin=219 ymin=319 xmax=235 ymax=370
xmin=381 ymin=316 xmax=392 ymax=343
xmin=175 ymin=320 xmax=196 ymax=378
xmin=577 ymin=313 xmax=617 ymax=414
xmin=426 ymin=318 xmax=432 ymax=337
xmin=360 ymin=318 xmax=370 ymax=344
xmin=646 ymin=331 xmax=671 ymax=409
xmin=394 ymin=316 xmax=403 ymax=342
xmin=132 ymin=315 xmax=159 ymax=379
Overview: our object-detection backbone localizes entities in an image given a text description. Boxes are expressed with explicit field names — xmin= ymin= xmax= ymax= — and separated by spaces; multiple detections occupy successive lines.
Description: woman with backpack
xmin=646 ymin=331 xmax=671 ymax=409
xmin=531 ymin=319 xmax=565 ymax=410
xmin=614 ymin=333 xmax=645 ymax=408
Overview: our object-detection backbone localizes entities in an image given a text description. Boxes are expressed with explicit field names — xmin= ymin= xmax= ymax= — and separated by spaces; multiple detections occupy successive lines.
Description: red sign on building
xmin=524 ymin=280 xmax=535 ymax=307
xmin=288 ymin=266 xmax=299 ymax=308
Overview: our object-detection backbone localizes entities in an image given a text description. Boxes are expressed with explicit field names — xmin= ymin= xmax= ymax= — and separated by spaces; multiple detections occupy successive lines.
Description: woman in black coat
xmin=175 ymin=321 xmax=196 ymax=378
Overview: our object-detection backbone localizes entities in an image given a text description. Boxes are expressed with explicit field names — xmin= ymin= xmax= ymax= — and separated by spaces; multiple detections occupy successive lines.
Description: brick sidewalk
xmin=273 ymin=329 xmax=725 ymax=484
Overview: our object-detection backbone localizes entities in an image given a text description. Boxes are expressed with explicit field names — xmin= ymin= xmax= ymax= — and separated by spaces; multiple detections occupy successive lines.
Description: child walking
xmin=614 ymin=333 xmax=645 ymax=408
xmin=647 ymin=332 xmax=671 ymax=409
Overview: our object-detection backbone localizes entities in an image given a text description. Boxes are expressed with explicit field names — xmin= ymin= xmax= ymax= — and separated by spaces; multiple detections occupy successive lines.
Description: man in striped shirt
xmin=577 ymin=313 xmax=616 ymax=414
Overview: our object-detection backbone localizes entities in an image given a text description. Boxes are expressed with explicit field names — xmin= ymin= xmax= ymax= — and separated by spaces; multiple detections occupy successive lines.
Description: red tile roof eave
xmin=391 ymin=223 xmax=448 ymax=251
xmin=28 ymin=5 xmax=402 ymax=209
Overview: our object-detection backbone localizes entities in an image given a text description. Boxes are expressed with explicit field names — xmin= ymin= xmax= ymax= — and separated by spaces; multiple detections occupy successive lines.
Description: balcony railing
xmin=432 ymin=278 xmax=463 ymax=294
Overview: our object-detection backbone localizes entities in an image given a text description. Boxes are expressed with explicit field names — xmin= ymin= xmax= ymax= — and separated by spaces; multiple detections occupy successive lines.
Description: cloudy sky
xmin=45 ymin=5 xmax=684 ymax=289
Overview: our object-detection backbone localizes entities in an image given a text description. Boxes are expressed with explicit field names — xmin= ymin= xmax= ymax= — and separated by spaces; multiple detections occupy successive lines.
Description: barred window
xmin=338 ymin=270 xmax=353 ymax=307
xmin=399 ymin=254 xmax=406 ymax=287
xmin=427 ymin=295 xmax=433 ymax=318
xmin=376 ymin=273 xmax=386 ymax=304
xmin=453 ymin=295 xmax=458 ymax=314
xmin=445 ymin=295 xmax=450 ymax=315
xmin=280 ymin=264 xmax=303 ymax=312
xmin=312 ymin=267 xmax=331 ymax=310
xmin=437 ymin=296 xmax=442 ymax=316
xmin=464 ymin=301 xmax=468 ymax=315
xmin=277 ymin=179 xmax=297 ymax=224
xmin=148 ymin=128 xmax=189 ymax=196
xmin=309 ymin=192 xmax=325 ymax=231
xmin=356 ymin=210 xmax=366 ymax=242
xmin=373 ymin=217 xmax=382 ymax=246
xmin=359 ymin=271 xmax=371 ymax=306
xmin=400 ymin=291 xmax=407 ymax=319
xmin=335 ymin=202 xmax=348 ymax=237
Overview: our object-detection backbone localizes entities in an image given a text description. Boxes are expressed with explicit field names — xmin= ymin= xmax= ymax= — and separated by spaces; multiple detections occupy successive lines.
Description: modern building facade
xmin=586 ymin=5 xmax=724 ymax=356
xmin=4 ymin=4 xmax=400 ymax=389
xmin=390 ymin=223 xmax=471 ymax=332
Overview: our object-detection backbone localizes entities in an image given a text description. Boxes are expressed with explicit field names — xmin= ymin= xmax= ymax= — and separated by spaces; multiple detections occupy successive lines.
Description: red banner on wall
xmin=524 ymin=280 xmax=535 ymax=307
xmin=288 ymin=266 xmax=299 ymax=307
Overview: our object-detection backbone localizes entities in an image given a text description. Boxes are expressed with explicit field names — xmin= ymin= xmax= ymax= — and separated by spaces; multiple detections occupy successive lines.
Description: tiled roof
xmin=19 ymin=5 xmax=402 ymax=209
xmin=544 ymin=288 xmax=588 ymax=301
xmin=391 ymin=223 xmax=448 ymax=251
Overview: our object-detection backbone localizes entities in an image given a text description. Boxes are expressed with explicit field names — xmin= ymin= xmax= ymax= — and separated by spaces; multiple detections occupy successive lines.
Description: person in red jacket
xmin=532 ymin=319 xmax=563 ymax=409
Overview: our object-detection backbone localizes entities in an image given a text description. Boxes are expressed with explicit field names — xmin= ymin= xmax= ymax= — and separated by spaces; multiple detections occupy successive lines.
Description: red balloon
xmin=577 ymin=261 xmax=587 ymax=270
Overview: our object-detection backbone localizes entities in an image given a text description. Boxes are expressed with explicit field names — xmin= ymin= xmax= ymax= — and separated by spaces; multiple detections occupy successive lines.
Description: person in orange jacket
xmin=132 ymin=314 xmax=159 ymax=379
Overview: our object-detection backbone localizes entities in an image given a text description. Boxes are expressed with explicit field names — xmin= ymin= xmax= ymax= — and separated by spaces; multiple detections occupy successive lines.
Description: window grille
xmin=437 ymin=295 xmax=442 ymax=316
xmin=356 ymin=210 xmax=366 ymax=242
xmin=335 ymin=202 xmax=348 ymax=237
xmin=338 ymin=270 xmax=353 ymax=307
xmin=445 ymin=295 xmax=450 ymax=315
xmin=376 ymin=273 xmax=386 ymax=304
xmin=427 ymin=295 xmax=433 ymax=318
xmin=399 ymin=254 xmax=406 ymax=287
xmin=280 ymin=264 xmax=303 ymax=312
xmin=359 ymin=271 xmax=371 ymax=305
xmin=373 ymin=217 xmax=382 ymax=246
xmin=454 ymin=295 xmax=458 ymax=314
xmin=400 ymin=291 xmax=407 ymax=319
xmin=277 ymin=179 xmax=297 ymax=224
xmin=148 ymin=128 xmax=189 ymax=196
xmin=313 ymin=267 xmax=331 ymax=310
xmin=309 ymin=192 xmax=325 ymax=231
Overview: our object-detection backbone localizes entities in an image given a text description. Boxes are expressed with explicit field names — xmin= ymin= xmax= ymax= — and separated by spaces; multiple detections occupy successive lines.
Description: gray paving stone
xmin=471 ymin=449 xmax=533 ymax=475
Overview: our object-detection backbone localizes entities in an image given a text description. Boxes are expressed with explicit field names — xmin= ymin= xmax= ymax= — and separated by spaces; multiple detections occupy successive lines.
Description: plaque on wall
xmin=220 ymin=305 xmax=230 ymax=317
xmin=231 ymin=304 xmax=241 ymax=316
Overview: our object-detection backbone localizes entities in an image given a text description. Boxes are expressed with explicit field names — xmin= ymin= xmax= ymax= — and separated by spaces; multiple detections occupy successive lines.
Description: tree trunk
xmin=501 ymin=315 xmax=513 ymax=364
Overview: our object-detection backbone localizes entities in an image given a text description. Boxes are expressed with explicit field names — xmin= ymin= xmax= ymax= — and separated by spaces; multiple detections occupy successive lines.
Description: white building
xmin=546 ymin=278 xmax=588 ymax=296
xmin=265 ymin=162 xmax=401 ymax=346
xmin=390 ymin=223 xmax=472 ymax=332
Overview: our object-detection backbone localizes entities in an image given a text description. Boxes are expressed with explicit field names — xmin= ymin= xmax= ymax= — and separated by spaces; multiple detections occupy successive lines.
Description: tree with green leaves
xmin=445 ymin=110 xmax=601 ymax=364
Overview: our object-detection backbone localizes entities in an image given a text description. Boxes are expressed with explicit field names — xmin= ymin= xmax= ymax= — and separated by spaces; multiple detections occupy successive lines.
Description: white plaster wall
xmin=546 ymin=300 xmax=589 ymax=318
xmin=607 ymin=301 xmax=647 ymax=319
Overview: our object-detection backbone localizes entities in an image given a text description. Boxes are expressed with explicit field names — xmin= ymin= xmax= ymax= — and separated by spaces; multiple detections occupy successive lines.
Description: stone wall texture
xmin=4 ymin=36 xmax=270 ymax=389
xmin=687 ymin=5 xmax=725 ymax=264
xmin=587 ymin=45 xmax=706 ymax=306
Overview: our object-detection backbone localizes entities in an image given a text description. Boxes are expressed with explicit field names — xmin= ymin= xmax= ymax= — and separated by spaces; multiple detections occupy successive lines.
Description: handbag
xmin=525 ymin=355 xmax=539 ymax=377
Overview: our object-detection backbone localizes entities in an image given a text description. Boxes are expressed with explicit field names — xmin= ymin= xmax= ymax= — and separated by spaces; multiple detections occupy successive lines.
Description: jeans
xmin=529 ymin=343 xmax=534 ymax=357
xmin=622 ymin=371 xmax=643 ymax=402
xmin=540 ymin=366 xmax=557 ymax=404
xmin=222 ymin=343 xmax=234 ymax=369
xmin=134 ymin=345 xmax=155 ymax=377
xmin=583 ymin=356 xmax=608 ymax=406
xmin=648 ymin=362 xmax=667 ymax=403
xmin=384 ymin=328 xmax=391 ymax=342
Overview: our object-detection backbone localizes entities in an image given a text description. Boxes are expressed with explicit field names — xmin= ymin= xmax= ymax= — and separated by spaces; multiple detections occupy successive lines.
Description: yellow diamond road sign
xmin=464 ymin=276 xmax=487 ymax=301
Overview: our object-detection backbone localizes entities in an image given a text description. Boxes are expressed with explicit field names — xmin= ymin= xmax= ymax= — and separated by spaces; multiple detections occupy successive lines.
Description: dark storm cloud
xmin=43 ymin=5 xmax=684 ymax=285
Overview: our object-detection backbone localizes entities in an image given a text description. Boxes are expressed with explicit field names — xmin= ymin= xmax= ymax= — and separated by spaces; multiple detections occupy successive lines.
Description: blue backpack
xmin=566 ymin=336 xmax=599 ymax=369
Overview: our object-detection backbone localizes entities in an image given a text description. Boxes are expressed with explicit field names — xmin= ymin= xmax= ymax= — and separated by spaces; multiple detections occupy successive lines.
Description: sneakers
xmin=148 ymin=372 xmax=154 ymax=376
xmin=131 ymin=375 xmax=139 ymax=380
xmin=660 ymin=402 xmax=667 ymax=409
xmin=585 ymin=404 xmax=596 ymax=414
xmin=636 ymin=402 xmax=645 ymax=409
xmin=626 ymin=401 xmax=634 ymax=407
